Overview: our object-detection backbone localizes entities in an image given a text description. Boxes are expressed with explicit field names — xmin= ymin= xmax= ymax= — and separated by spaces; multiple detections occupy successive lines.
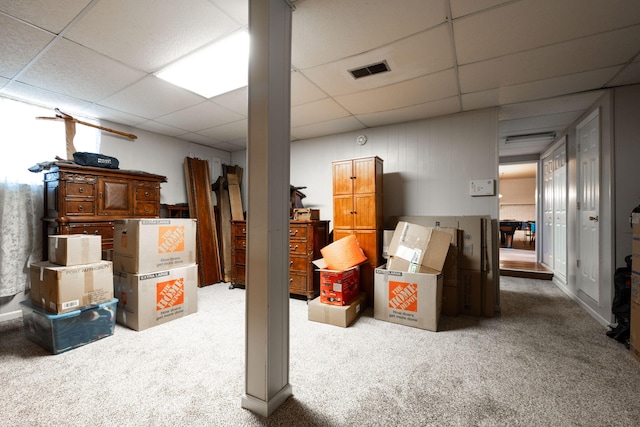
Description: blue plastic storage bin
xmin=20 ymin=299 xmax=117 ymax=354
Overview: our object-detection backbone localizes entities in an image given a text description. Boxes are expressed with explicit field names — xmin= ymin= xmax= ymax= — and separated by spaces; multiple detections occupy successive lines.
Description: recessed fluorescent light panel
xmin=156 ymin=30 xmax=249 ymax=98
xmin=505 ymin=131 xmax=556 ymax=144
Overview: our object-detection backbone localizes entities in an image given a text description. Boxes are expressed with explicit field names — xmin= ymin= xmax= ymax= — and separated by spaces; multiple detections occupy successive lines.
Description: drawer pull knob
xmin=83 ymin=230 xmax=88 ymax=234
xmin=289 ymin=278 xmax=293 ymax=283
xmin=242 ymin=228 xmax=246 ymax=234
xmin=289 ymin=229 xmax=298 ymax=236
xmin=94 ymin=230 xmax=99 ymax=235
xmin=290 ymin=261 xmax=293 ymax=265
xmin=79 ymin=187 xmax=84 ymax=193
xmin=289 ymin=244 xmax=299 ymax=251
xmin=144 ymin=191 xmax=150 ymax=197
xmin=78 ymin=205 xmax=83 ymax=211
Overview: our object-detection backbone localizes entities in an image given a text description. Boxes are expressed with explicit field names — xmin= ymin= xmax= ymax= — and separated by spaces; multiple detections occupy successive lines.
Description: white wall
xmin=499 ymin=177 xmax=536 ymax=221
xmin=286 ymin=108 xmax=500 ymax=229
xmin=99 ymin=121 xmax=232 ymax=204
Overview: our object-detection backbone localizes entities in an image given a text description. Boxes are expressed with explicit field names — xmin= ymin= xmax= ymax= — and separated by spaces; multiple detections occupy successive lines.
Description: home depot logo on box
xmin=158 ymin=226 xmax=185 ymax=254
xmin=156 ymin=277 xmax=185 ymax=310
xmin=388 ymin=281 xmax=418 ymax=312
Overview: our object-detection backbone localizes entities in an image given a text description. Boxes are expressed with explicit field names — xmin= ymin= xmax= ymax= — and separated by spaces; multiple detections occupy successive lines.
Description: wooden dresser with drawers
xmin=230 ymin=219 xmax=329 ymax=300
xmin=41 ymin=162 xmax=166 ymax=260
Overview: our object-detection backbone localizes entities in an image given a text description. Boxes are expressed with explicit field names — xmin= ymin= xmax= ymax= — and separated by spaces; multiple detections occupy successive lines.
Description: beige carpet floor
xmin=1 ymin=276 xmax=639 ymax=426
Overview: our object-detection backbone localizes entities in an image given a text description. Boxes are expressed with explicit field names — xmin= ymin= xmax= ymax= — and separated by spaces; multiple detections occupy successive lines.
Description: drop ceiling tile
xmin=450 ymin=0 xmax=511 ymax=18
xmin=607 ymin=60 xmax=640 ymax=87
xmin=291 ymin=0 xmax=447 ymax=69
xmin=210 ymin=0 xmax=248 ymax=26
xmin=211 ymin=140 xmax=247 ymax=152
xmin=459 ymin=26 xmax=640 ymax=93
xmin=498 ymin=92 xmax=605 ymax=121
xmin=0 ymin=15 xmax=55 ymax=78
xmin=155 ymin=100 xmax=244 ymax=132
xmin=80 ymin=104 xmax=148 ymax=127
xmin=135 ymin=120 xmax=191 ymax=137
xmin=335 ymin=70 xmax=458 ymax=115
xmin=100 ymin=76 xmax=205 ymax=119
xmin=291 ymin=98 xmax=351 ymax=128
xmin=1 ymin=80 xmax=95 ymax=115
xmin=496 ymin=66 xmax=621 ymax=105
xmin=65 ymin=0 xmax=241 ymax=72
xmin=197 ymin=119 xmax=247 ymax=142
xmin=356 ymin=96 xmax=461 ymax=128
xmin=291 ymin=116 xmax=365 ymax=140
xmin=181 ymin=132 xmax=221 ymax=146
xmin=300 ymin=24 xmax=454 ymax=97
xmin=17 ymin=39 xmax=145 ymax=102
xmin=211 ymin=87 xmax=248 ymax=116
xmin=454 ymin=0 xmax=640 ymax=64
xmin=291 ymin=72 xmax=326 ymax=107
xmin=499 ymin=112 xmax=581 ymax=137
xmin=461 ymin=89 xmax=499 ymax=111
xmin=0 ymin=0 xmax=92 ymax=33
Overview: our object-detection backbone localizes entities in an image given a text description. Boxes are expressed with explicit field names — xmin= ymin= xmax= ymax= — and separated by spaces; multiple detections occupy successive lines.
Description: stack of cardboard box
xmin=22 ymin=235 xmax=117 ymax=354
xmin=308 ymin=235 xmax=368 ymax=327
xmin=398 ymin=215 xmax=499 ymax=317
xmin=630 ymin=213 xmax=640 ymax=363
xmin=373 ymin=221 xmax=451 ymax=332
xmin=112 ymin=218 xmax=198 ymax=331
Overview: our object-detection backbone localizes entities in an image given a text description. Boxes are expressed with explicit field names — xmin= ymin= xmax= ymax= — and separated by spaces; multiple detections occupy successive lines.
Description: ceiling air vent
xmin=348 ymin=60 xmax=390 ymax=79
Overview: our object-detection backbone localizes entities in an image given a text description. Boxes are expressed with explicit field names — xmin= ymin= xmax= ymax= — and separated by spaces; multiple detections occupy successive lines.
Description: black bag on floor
xmin=607 ymin=255 xmax=631 ymax=345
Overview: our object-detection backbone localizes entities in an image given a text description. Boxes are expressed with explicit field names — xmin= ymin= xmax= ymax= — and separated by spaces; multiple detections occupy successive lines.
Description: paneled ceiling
xmin=1 ymin=0 xmax=639 ymax=155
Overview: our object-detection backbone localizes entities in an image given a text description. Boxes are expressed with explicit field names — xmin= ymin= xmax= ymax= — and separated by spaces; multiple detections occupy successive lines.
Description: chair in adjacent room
xmin=525 ymin=221 xmax=536 ymax=245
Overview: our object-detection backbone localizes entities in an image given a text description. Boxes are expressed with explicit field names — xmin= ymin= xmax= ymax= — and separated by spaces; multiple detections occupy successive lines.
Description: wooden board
xmin=184 ymin=157 xmax=222 ymax=286
xmin=213 ymin=175 xmax=232 ymax=282
xmin=227 ymin=172 xmax=244 ymax=220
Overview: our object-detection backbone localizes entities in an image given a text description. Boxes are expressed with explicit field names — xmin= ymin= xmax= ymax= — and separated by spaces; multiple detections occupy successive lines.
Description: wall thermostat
xmin=469 ymin=179 xmax=495 ymax=196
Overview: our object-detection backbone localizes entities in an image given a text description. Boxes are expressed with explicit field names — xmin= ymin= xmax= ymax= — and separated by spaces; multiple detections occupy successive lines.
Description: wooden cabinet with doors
xmin=332 ymin=156 xmax=383 ymax=306
xmin=42 ymin=162 xmax=166 ymax=260
xmin=229 ymin=219 xmax=330 ymax=300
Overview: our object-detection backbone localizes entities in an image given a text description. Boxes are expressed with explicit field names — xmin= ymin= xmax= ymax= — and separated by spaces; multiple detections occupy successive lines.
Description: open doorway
xmin=498 ymin=162 xmax=551 ymax=278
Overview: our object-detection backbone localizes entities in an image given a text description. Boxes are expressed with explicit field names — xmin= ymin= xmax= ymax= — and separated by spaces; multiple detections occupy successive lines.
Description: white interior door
xmin=553 ymin=145 xmax=567 ymax=281
xmin=542 ymin=155 xmax=554 ymax=266
xmin=577 ymin=111 xmax=600 ymax=302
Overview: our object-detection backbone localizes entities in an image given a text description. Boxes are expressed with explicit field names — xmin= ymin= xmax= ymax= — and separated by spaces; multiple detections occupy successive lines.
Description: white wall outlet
xmin=470 ymin=179 xmax=495 ymax=196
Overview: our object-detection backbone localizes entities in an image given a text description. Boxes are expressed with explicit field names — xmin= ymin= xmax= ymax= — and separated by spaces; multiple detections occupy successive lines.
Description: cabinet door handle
xmin=350 ymin=210 xmax=356 ymax=214
xmin=350 ymin=176 xmax=356 ymax=179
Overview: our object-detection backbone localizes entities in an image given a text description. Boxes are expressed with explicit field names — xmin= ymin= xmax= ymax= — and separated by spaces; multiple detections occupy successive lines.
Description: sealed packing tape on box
xmin=29 ymin=260 xmax=114 ymax=314
xmin=48 ymin=235 xmax=102 ymax=266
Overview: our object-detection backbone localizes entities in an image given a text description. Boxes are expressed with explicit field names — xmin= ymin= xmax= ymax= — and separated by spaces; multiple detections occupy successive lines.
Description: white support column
xmin=241 ymin=0 xmax=293 ymax=418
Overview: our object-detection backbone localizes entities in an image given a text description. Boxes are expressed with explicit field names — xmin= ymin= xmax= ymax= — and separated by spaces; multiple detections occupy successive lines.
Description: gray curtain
xmin=0 ymin=181 xmax=43 ymax=297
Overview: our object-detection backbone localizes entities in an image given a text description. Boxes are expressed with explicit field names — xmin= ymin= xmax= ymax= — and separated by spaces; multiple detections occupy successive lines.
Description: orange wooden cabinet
xmin=42 ymin=162 xmax=166 ymax=259
xmin=332 ymin=156 xmax=383 ymax=306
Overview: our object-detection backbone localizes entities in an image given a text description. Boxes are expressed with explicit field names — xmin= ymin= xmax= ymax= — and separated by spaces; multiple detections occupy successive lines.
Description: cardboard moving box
xmin=114 ymin=264 xmax=198 ymax=331
xmin=374 ymin=267 xmax=443 ymax=332
xmin=29 ymin=260 xmax=114 ymax=314
xmin=113 ymin=218 xmax=197 ymax=274
xmin=308 ymin=292 xmax=367 ymax=327
xmin=386 ymin=221 xmax=451 ymax=274
xmin=48 ymin=235 xmax=102 ymax=266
